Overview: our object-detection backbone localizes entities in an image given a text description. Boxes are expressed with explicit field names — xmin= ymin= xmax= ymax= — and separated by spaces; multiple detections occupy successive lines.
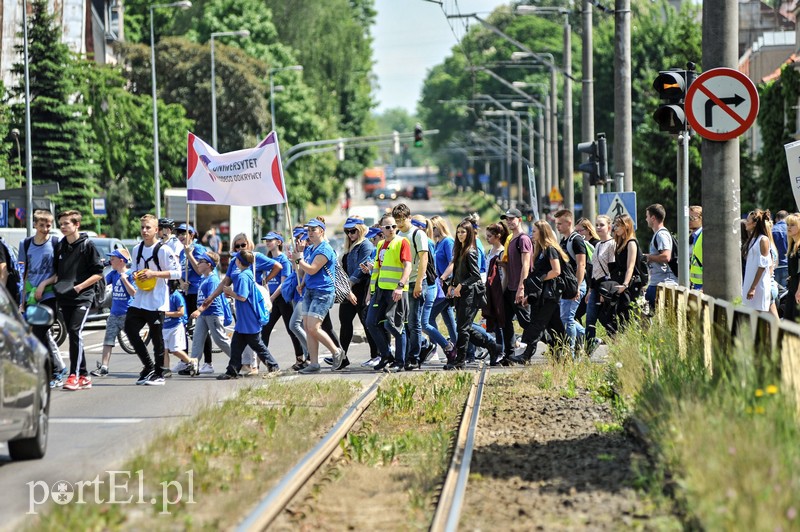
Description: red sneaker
xmin=63 ymin=374 xmax=79 ymax=391
xmin=77 ymin=375 xmax=92 ymax=390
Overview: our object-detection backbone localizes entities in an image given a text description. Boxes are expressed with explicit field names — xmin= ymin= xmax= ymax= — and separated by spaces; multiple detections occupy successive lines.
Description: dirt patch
xmin=460 ymin=370 xmax=679 ymax=531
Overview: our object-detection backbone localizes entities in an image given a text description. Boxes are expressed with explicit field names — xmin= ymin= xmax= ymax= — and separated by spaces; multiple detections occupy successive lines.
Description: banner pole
xmin=184 ymin=198 xmax=190 ymax=283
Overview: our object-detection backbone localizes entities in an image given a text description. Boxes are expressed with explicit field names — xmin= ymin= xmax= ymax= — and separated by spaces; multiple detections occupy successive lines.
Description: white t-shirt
xmin=130 ymin=241 xmax=181 ymax=311
xmin=397 ymin=227 xmax=429 ymax=284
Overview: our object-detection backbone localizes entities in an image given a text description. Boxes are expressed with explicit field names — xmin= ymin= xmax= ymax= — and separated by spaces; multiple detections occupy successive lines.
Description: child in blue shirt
xmin=91 ymin=249 xmax=136 ymax=377
xmin=217 ymin=250 xmax=278 ymax=379
xmin=161 ymin=280 xmax=196 ymax=378
xmin=186 ymin=251 xmax=232 ymax=373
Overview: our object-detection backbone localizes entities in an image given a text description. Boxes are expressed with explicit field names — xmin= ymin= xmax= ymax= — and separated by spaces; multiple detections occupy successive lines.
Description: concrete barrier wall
xmin=656 ymin=284 xmax=800 ymax=411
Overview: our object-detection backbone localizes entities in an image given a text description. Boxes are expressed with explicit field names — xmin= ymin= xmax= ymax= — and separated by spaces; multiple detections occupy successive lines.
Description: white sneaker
xmin=199 ymin=363 xmax=215 ymax=374
xmin=172 ymin=361 xmax=189 ymax=373
xmin=145 ymin=375 xmax=166 ymax=386
xmin=362 ymin=356 xmax=382 ymax=368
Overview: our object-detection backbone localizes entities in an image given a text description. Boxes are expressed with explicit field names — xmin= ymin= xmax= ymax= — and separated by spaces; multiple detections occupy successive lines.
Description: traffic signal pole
xmin=677 ymin=132 xmax=690 ymax=286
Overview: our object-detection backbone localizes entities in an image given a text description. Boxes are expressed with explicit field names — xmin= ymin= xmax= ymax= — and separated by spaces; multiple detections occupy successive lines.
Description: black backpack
xmin=411 ymin=228 xmax=437 ymax=284
xmin=0 ymin=237 xmax=21 ymax=303
xmin=654 ymin=228 xmax=679 ymax=277
xmin=632 ymin=240 xmax=649 ymax=290
xmin=558 ymin=255 xmax=579 ymax=300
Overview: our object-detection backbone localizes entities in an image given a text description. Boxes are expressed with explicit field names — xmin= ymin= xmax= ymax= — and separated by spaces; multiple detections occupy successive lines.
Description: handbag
xmin=598 ymin=280 xmax=622 ymax=300
xmin=323 ymin=261 xmax=351 ymax=304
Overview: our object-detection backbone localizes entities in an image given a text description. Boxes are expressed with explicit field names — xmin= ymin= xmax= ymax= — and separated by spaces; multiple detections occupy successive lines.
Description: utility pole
xmin=581 ymin=0 xmax=595 ymax=220
xmin=614 ymin=0 xmax=633 ymax=192
xmin=563 ymin=14 xmax=574 ymax=212
xmin=702 ymin=0 xmax=741 ymax=300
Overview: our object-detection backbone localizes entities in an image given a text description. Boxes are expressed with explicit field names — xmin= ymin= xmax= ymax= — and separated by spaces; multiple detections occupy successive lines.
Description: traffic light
xmin=336 ymin=142 xmax=345 ymax=161
xmin=577 ymin=138 xmax=599 ymax=184
xmin=596 ymin=132 xmax=608 ymax=186
xmin=414 ymin=123 xmax=423 ymax=148
xmin=653 ymin=68 xmax=694 ymax=134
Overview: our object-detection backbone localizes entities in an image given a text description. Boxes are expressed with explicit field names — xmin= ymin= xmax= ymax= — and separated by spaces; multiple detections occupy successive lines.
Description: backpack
xmin=412 ymin=228 xmax=437 ymax=284
xmin=0 ymin=237 xmax=21 ymax=303
xmin=632 ymin=240 xmax=649 ymax=290
xmin=135 ymin=241 xmax=163 ymax=271
xmin=654 ymin=228 xmax=679 ymax=277
xmin=93 ymin=274 xmax=107 ymax=310
xmin=564 ymin=231 xmax=594 ymax=280
xmin=558 ymin=255 xmax=579 ymax=300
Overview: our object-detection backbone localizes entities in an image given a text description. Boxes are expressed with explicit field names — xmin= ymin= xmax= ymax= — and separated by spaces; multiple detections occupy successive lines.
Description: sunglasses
xmin=383 ymin=224 xmax=397 ymax=230
xmin=233 ymin=243 xmax=247 ymax=250
xmin=345 ymin=228 xmax=358 ymax=235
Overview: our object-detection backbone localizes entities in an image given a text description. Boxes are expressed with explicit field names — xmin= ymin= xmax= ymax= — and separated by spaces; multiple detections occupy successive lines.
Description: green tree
xmin=8 ymin=0 xmax=101 ymax=221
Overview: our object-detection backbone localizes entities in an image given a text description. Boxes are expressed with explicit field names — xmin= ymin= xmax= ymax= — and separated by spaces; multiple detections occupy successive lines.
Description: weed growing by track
xmin=29 ymin=379 xmax=359 ymax=530
xmin=608 ymin=312 xmax=800 ymax=530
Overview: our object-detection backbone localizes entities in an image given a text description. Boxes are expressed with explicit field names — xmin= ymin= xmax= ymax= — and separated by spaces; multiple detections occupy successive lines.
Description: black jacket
xmin=454 ymin=248 xmax=485 ymax=308
xmin=54 ymin=233 xmax=103 ymax=306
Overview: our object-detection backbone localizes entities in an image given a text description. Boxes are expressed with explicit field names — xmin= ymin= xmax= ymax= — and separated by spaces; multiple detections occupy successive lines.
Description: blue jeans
xmin=366 ymin=288 xmax=407 ymax=365
xmin=429 ymin=297 xmax=458 ymax=344
xmin=559 ymin=281 xmax=587 ymax=351
xmin=422 ymin=283 xmax=448 ymax=348
xmin=467 ymin=323 xmax=494 ymax=359
xmin=585 ymin=287 xmax=601 ymax=343
xmin=405 ymin=280 xmax=426 ymax=363
xmin=775 ymin=266 xmax=788 ymax=290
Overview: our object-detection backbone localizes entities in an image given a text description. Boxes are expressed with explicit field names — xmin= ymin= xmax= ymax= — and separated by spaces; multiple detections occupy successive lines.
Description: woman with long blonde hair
xmin=601 ymin=214 xmax=639 ymax=335
xmin=511 ymin=221 xmax=567 ymax=363
xmin=427 ymin=215 xmax=458 ymax=360
xmin=783 ymin=213 xmax=800 ymax=321
xmin=585 ymin=215 xmax=616 ymax=346
xmin=338 ymin=216 xmax=377 ymax=366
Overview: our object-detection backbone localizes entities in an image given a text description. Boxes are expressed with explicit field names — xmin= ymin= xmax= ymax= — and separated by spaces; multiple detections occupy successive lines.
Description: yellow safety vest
xmin=376 ymin=237 xmax=409 ymax=291
xmin=369 ymin=239 xmax=384 ymax=293
xmin=690 ymin=230 xmax=703 ymax=286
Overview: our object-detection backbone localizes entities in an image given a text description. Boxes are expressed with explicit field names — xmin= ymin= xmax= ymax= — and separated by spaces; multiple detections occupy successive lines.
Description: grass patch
xmin=608 ymin=311 xmax=800 ymax=530
xmin=29 ymin=379 xmax=360 ymax=530
xmin=440 ymin=185 xmax=503 ymax=229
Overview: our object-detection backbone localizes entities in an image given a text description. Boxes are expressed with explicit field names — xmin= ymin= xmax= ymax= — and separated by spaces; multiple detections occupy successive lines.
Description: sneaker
xmin=171 ymin=361 xmax=189 ymax=373
xmin=63 ymin=374 xmax=80 ymax=391
xmin=216 ymin=372 xmax=238 ymax=380
xmin=298 ymin=363 xmax=321 ymax=374
xmin=420 ymin=343 xmax=437 ymax=364
xmin=291 ymin=360 xmax=309 ymax=371
xmin=199 ymin=363 xmax=215 ymax=375
xmin=161 ymin=367 xmax=172 ymax=379
xmin=474 ymin=347 xmax=489 ymax=360
xmin=323 ymin=356 xmax=334 ymax=366
xmin=136 ymin=368 xmax=155 ymax=385
xmin=240 ymin=366 xmax=259 ymax=377
xmin=77 ymin=375 xmax=92 ymax=390
xmin=362 ymin=356 xmax=381 ymax=368
xmin=145 ymin=374 xmax=165 ymax=386
xmin=373 ymin=357 xmax=393 ymax=371
xmin=50 ymin=367 xmax=68 ymax=388
xmin=332 ymin=357 xmax=350 ymax=371
xmin=90 ymin=364 xmax=108 ymax=377
xmin=332 ymin=348 xmax=345 ymax=369
xmin=267 ymin=364 xmax=280 ymax=373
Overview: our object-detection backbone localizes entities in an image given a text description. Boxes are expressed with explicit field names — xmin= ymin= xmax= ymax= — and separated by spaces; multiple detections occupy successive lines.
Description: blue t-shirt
xmin=233 ymin=268 xmax=262 ymax=334
xmin=164 ymin=291 xmax=187 ymax=329
xmin=226 ymin=251 xmax=278 ymax=285
xmin=196 ymin=273 xmax=224 ymax=317
xmin=476 ymin=237 xmax=487 ymax=273
xmin=303 ymin=241 xmax=336 ymax=292
xmin=435 ymin=237 xmax=455 ymax=278
xmin=180 ymin=242 xmax=208 ymax=294
xmin=18 ymin=236 xmax=58 ymax=303
xmin=106 ymin=270 xmax=134 ymax=316
xmin=266 ymin=253 xmax=292 ymax=295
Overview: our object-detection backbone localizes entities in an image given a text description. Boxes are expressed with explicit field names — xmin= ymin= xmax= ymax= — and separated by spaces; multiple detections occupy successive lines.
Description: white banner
xmin=784 ymin=139 xmax=800 ymax=212
xmin=186 ymin=132 xmax=287 ymax=206
xmin=527 ymin=165 xmax=539 ymax=221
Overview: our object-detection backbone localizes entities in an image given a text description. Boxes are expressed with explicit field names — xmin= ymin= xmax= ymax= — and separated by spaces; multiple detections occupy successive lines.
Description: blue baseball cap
xmin=305 ymin=219 xmax=326 ymax=230
xmin=411 ymin=219 xmax=427 ymax=229
xmin=197 ymin=252 xmax=216 ymax=268
xmin=366 ymin=227 xmax=382 ymax=239
xmin=261 ymin=231 xmax=284 ymax=242
xmin=176 ymin=223 xmax=195 ymax=233
xmin=343 ymin=217 xmax=365 ymax=229
xmin=106 ymin=249 xmax=130 ymax=263
xmin=299 ymin=230 xmax=309 ymax=241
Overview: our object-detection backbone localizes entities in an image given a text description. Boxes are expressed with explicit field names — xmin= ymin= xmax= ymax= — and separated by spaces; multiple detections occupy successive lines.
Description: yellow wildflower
xmin=755 ymin=406 xmax=766 ymax=414
xmin=766 ymin=385 xmax=779 ymax=395
xmin=755 ymin=389 xmax=764 ymax=397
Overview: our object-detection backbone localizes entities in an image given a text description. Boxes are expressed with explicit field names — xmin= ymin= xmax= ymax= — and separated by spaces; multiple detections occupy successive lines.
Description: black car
xmin=412 ymin=185 xmax=430 ymax=200
xmin=0 ymin=298 xmax=54 ymax=460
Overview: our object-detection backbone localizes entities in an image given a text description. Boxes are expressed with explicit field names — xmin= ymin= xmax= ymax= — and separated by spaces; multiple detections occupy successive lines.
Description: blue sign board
xmin=92 ymin=198 xmax=107 ymax=217
xmin=478 ymin=173 xmax=490 ymax=184
xmin=0 ymin=200 xmax=6 ymax=227
xmin=598 ymin=191 xmax=637 ymax=228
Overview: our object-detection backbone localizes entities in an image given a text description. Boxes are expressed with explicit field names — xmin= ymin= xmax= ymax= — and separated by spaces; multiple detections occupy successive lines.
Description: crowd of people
xmin=11 ymin=201 xmax=799 ymax=388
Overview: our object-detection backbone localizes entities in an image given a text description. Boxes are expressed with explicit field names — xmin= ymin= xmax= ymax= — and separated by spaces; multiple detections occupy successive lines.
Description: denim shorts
xmin=302 ymin=288 xmax=335 ymax=320
xmin=104 ymin=314 xmax=127 ymax=346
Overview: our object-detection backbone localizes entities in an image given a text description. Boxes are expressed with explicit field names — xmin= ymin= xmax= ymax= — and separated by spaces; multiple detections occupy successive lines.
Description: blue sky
xmin=372 ymin=0 xmax=509 ymax=115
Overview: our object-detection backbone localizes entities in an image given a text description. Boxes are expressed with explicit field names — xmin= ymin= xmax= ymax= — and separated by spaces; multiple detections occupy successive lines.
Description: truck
xmin=362 ymin=167 xmax=386 ymax=198
xmin=164 ymin=188 xmax=254 ymax=267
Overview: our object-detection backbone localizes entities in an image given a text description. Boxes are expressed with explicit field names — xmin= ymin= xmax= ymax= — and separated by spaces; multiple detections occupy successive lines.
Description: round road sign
xmin=685 ymin=67 xmax=759 ymax=142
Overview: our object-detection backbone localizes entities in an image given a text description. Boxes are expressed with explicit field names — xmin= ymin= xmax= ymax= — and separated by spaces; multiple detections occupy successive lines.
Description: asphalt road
xmin=0 ymin=196 xmax=448 ymax=528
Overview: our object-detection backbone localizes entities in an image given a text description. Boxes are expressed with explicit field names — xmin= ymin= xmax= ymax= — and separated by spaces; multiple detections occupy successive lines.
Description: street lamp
xmin=150 ymin=0 xmax=191 ymax=220
xmin=269 ymin=65 xmax=304 ymax=134
xmin=210 ymin=29 xmax=250 ymax=150
xmin=21 ymin=0 xmax=33 ymax=235
xmin=10 ymin=129 xmax=21 ymax=181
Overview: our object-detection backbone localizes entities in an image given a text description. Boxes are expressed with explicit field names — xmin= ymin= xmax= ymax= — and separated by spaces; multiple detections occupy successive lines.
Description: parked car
xmin=412 ymin=185 xmax=430 ymax=200
xmin=0 ymin=299 xmax=54 ymax=460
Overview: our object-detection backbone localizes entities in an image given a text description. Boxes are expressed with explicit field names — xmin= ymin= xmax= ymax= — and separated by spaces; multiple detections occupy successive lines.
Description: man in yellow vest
xmin=363 ymin=214 xmax=412 ymax=372
xmin=689 ymin=205 xmax=703 ymax=291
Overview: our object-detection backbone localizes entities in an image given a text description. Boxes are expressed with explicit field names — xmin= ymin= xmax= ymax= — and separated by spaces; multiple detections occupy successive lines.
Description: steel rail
xmin=430 ymin=363 xmax=488 ymax=531
xmin=237 ymin=375 xmax=385 ymax=531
